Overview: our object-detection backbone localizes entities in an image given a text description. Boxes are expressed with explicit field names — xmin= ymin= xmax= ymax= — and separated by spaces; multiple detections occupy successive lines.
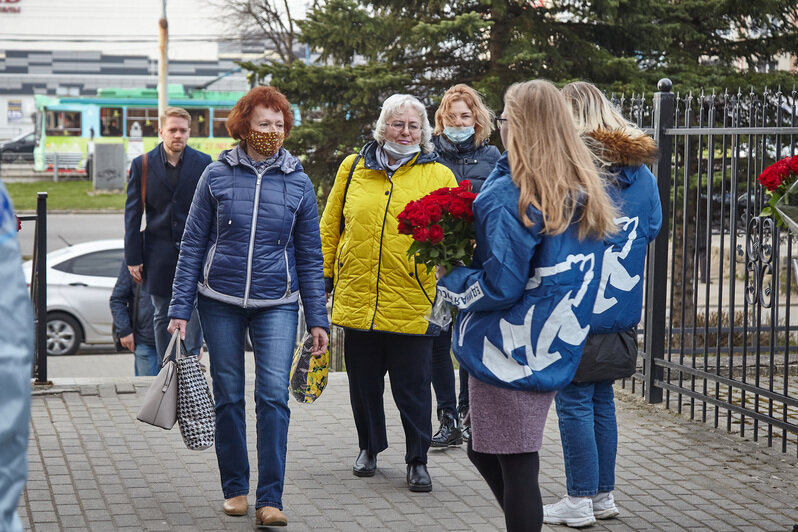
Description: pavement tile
xmin=14 ymin=371 xmax=798 ymax=532
xmin=31 ymin=523 xmax=62 ymax=532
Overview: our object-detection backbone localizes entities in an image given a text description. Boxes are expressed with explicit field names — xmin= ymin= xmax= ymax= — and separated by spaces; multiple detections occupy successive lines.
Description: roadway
xmin=17 ymin=212 xmax=124 ymax=258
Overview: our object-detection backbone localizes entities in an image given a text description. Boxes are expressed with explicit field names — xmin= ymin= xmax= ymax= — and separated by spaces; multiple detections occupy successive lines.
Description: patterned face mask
xmin=247 ymin=130 xmax=284 ymax=157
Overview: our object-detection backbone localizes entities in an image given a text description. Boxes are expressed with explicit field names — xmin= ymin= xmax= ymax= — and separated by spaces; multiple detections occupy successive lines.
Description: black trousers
xmin=344 ymin=329 xmax=433 ymax=464
xmin=467 ymin=440 xmax=543 ymax=532
xmin=431 ymin=328 xmax=469 ymax=416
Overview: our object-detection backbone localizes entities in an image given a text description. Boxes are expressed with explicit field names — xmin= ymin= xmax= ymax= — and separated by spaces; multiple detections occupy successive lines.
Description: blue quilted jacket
xmin=169 ymin=146 xmax=328 ymax=332
xmin=437 ymin=153 xmax=607 ymax=391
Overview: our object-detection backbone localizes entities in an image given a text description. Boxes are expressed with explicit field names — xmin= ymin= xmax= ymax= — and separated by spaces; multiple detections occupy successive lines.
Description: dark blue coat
xmin=589 ymin=163 xmax=662 ymax=333
xmin=109 ymin=261 xmax=156 ymax=346
xmin=432 ymin=135 xmax=500 ymax=193
xmin=437 ymin=153 xmax=607 ymax=391
xmin=573 ymin=130 xmax=663 ymax=383
xmin=168 ymin=146 xmax=328 ymax=332
xmin=124 ymin=144 xmax=212 ymax=297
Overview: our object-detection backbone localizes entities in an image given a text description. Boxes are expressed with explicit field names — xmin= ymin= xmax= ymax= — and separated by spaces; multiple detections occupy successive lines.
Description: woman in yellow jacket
xmin=320 ymin=93 xmax=457 ymax=492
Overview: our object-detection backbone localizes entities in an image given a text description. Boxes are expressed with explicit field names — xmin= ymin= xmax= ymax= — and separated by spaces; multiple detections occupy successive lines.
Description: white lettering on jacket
xmin=438 ymin=281 xmax=484 ymax=308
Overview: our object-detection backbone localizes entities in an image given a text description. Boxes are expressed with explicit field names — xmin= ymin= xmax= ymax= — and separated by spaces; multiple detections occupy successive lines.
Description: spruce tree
xmin=241 ymin=0 xmax=798 ymax=192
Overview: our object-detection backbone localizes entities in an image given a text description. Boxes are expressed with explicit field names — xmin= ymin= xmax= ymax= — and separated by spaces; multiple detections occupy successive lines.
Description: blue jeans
xmin=134 ymin=343 xmax=159 ymax=376
xmin=554 ymin=380 xmax=617 ymax=497
xmin=151 ymin=294 xmax=203 ymax=360
xmin=198 ymin=294 xmax=299 ymax=510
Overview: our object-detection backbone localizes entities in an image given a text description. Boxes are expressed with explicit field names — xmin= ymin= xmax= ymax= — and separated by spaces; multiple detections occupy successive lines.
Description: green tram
xmin=33 ymin=85 xmax=249 ymax=173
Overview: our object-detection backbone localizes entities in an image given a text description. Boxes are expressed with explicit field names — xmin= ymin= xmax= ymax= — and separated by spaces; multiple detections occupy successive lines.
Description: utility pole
xmin=157 ymin=0 xmax=168 ymax=127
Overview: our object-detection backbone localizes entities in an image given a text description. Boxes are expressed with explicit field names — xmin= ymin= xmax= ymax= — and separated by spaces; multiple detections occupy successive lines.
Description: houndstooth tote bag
xmin=172 ymin=331 xmax=215 ymax=450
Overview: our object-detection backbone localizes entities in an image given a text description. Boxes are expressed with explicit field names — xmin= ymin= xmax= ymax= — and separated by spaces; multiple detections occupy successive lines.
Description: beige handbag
xmin=136 ymin=330 xmax=180 ymax=429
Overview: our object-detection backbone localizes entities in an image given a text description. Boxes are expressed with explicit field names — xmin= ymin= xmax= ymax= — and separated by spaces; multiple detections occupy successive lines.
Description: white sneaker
xmin=543 ymin=496 xmax=596 ymax=528
xmin=591 ymin=491 xmax=619 ymax=519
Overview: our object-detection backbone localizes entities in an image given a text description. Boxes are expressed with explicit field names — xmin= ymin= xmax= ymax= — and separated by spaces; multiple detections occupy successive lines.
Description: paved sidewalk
xmin=20 ymin=370 xmax=798 ymax=531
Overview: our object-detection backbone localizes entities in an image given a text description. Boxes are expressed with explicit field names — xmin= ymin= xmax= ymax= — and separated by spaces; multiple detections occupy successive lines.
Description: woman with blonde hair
xmin=437 ymin=79 xmax=617 ymax=532
xmin=542 ymin=81 xmax=661 ymax=528
xmin=429 ymin=84 xmax=501 ymax=448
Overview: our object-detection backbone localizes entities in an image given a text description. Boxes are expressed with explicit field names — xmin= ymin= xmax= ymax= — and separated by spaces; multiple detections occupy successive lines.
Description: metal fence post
xmin=53 ymin=153 xmax=59 ymax=182
xmin=34 ymin=192 xmax=49 ymax=385
xmin=644 ymin=78 xmax=673 ymax=404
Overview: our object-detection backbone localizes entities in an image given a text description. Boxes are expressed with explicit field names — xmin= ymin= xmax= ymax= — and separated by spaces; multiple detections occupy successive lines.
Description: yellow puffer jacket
xmin=320 ymin=142 xmax=457 ymax=335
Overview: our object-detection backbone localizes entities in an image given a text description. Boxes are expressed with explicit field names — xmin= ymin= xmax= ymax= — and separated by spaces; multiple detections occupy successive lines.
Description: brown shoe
xmin=222 ymin=495 xmax=248 ymax=516
xmin=256 ymin=506 xmax=287 ymax=527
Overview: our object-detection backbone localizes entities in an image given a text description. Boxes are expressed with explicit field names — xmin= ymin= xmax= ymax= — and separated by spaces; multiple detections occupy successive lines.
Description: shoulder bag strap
xmin=139 ymin=153 xmax=149 ymax=231
xmin=141 ymin=153 xmax=148 ymax=207
xmin=339 ymin=154 xmax=362 ymax=235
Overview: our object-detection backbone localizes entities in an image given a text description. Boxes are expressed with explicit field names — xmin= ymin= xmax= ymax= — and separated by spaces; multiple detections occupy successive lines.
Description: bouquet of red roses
xmin=397 ymin=180 xmax=477 ymax=273
xmin=397 ymin=180 xmax=477 ymax=327
xmin=758 ymin=155 xmax=798 ymax=233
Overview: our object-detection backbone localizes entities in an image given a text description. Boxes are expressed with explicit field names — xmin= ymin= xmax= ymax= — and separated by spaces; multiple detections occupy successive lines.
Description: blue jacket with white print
xmin=168 ymin=145 xmax=328 ymax=332
xmin=585 ymin=129 xmax=662 ymax=334
xmin=437 ymin=153 xmax=607 ymax=391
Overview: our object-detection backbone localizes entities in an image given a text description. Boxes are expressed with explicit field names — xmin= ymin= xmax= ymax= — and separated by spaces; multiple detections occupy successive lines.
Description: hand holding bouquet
xmin=397 ymin=180 xmax=477 ymax=273
xmin=758 ymin=155 xmax=798 ymax=233
xmin=397 ymin=180 xmax=477 ymax=327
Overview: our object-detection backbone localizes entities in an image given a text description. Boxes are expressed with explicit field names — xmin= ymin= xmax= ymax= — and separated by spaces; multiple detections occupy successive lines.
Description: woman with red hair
xmin=168 ymin=86 xmax=328 ymax=528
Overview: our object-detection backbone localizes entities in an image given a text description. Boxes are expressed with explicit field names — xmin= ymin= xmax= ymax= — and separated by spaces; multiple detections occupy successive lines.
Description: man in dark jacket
xmin=110 ymin=260 xmax=158 ymax=376
xmin=124 ymin=107 xmax=212 ymax=362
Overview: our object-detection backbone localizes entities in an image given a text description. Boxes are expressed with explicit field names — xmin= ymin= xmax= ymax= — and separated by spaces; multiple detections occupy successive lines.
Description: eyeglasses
xmin=494 ymin=117 xmax=509 ymax=129
xmin=389 ymin=122 xmax=421 ymax=132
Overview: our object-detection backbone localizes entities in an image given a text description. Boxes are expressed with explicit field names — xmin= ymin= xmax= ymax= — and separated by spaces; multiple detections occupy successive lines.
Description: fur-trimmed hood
xmin=587 ymin=129 xmax=657 ymax=167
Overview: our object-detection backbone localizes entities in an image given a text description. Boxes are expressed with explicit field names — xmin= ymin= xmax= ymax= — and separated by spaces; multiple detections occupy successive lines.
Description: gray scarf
xmin=376 ymin=145 xmax=414 ymax=175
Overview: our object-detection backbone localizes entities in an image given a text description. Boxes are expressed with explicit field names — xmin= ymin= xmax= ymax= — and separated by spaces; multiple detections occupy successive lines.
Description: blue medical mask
xmin=443 ymin=126 xmax=475 ymax=143
xmin=383 ymin=140 xmax=421 ymax=160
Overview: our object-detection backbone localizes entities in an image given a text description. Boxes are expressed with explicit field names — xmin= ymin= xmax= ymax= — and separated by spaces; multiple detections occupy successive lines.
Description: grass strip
xmin=6 ymin=181 xmax=125 ymax=211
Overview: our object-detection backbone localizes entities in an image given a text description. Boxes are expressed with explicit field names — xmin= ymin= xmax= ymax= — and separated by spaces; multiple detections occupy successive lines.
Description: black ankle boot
xmin=352 ymin=449 xmax=377 ymax=477
xmin=431 ymin=410 xmax=463 ymax=448
xmin=406 ymin=462 xmax=432 ymax=492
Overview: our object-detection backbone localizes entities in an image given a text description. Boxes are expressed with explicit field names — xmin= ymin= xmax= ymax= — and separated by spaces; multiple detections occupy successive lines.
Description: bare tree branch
xmin=206 ymin=0 xmax=299 ymax=63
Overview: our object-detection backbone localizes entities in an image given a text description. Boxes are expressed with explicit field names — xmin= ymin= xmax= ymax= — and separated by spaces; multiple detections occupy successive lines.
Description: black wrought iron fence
xmin=621 ymin=79 xmax=798 ymax=455
xmin=18 ymin=192 xmax=49 ymax=384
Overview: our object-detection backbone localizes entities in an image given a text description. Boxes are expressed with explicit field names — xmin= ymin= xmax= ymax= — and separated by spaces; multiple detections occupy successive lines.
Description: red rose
xmin=405 ymin=203 xmax=430 ymax=226
xmin=459 ymin=180 xmax=472 ymax=192
xmin=449 ymin=198 xmax=469 ymax=218
xmin=759 ymin=161 xmax=788 ymax=192
xmin=426 ymin=202 xmax=442 ymax=222
xmin=431 ymin=194 xmax=451 ymax=210
xmin=787 ymin=155 xmax=798 ymax=175
xmin=428 ymin=224 xmax=444 ymax=244
xmin=412 ymin=226 xmax=430 ymax=242
xmin=398 ymin=222 xmax=413 ymax=235
xmin=16 ymin=215 xmax=21 ymax=232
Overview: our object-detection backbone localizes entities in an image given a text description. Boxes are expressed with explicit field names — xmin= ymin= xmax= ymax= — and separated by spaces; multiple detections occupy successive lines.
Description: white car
xmin=23 ymin=239 xmax=124 ymax=356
